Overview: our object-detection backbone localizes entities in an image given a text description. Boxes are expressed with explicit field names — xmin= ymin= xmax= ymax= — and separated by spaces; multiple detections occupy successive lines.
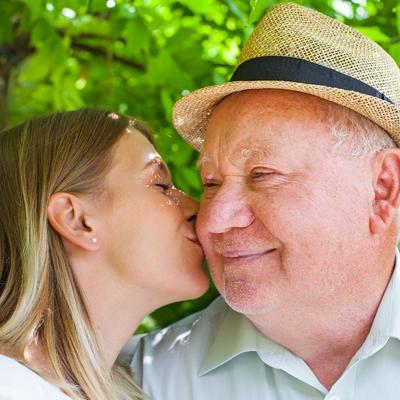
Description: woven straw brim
xmin=173 ymin=81 xmax=400 ymax=151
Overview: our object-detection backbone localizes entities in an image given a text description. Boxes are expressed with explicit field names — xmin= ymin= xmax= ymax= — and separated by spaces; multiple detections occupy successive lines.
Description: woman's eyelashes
xmin=155 ymin=182 xmax=173 ymax=194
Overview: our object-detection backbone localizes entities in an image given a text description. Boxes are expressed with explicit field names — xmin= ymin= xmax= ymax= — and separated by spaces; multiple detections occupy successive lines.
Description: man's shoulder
xmin=122 ymin=296 xmax=228 ymax=364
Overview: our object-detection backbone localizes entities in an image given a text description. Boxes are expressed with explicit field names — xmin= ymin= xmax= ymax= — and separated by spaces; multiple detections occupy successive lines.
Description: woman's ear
xmin=47 ymin=192 xmax=100 ymax=251
xmin=369 ymin=149 xmax=400 ymax=235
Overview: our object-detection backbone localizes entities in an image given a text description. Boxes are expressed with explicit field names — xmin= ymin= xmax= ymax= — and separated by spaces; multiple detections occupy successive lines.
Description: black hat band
xmin=230 ymin=56 xmax=393 ymax=104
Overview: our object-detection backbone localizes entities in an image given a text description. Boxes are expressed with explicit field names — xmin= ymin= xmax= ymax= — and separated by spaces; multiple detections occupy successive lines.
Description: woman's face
xmin=93 ymin=128 xmax=209 ymax=304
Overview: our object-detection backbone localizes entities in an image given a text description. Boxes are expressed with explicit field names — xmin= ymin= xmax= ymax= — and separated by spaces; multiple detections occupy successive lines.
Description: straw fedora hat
xmin=173 ymin=2 xmax=400 ymax=151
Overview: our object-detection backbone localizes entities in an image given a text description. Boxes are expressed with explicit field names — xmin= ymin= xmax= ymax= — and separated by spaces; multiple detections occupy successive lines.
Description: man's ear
xmin=47 ymin=192 xmax=100 ymax=251
xmin=369 ymin=149 xmax=400 ymax=235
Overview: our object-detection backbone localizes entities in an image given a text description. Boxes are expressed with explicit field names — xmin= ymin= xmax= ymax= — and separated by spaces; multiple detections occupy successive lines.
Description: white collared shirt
xmin=126 ymin=253 xmax=400 ymax=400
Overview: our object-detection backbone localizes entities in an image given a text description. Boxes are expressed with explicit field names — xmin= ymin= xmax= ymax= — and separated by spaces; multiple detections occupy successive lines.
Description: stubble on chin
xmin=222 ymin=278 xmax=260 ymax=314
xmin=220 ymin=268 xmax=283 ymax=316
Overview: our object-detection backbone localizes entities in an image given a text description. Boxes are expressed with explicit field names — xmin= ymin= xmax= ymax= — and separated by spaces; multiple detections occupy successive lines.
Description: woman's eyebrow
xmin=143 ymin=158 xmax=170 ymax=177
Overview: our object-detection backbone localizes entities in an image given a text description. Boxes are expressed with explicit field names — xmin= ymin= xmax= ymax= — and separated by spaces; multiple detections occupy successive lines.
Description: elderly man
xmin=126 ymin=3 xmax=400 ymax=399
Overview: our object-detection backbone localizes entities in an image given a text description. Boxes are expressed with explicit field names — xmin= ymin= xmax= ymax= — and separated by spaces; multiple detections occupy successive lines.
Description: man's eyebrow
xmin=233 ymin=142 xmax=272 ymax=160
xmin=196 ymin=154 xmax=210 ymax=170
xmin=196 ymin=144 xmax=271 ymax=170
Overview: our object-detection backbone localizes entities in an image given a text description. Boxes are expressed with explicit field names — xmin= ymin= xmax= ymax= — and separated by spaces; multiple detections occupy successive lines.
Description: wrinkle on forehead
xmin=231 ymin=141 xmax=271 ymax=162
xmin=201 ymin=90 xmax=336 ymax=164
xmin=218 ymin=90 xmax=333 ymax=133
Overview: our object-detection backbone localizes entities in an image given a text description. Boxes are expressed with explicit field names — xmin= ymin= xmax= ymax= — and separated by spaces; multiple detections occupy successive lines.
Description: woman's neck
xmin=86 ymin=286 xmax=153 ymax=368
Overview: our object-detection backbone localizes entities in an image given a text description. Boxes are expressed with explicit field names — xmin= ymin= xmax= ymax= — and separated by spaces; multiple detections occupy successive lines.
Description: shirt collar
xmin=364 ymin=249 xmax=400 ymax=342
xmin=389 ymin=252 xmax=400 ymax=341
xmin=199 ymin=301 xmax=285 ymax=375
xmin=200 ymin=249 xmax=400 ymax=375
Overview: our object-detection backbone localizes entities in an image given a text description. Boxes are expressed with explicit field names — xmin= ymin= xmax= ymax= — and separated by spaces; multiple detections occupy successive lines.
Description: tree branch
xmin=70 ymin=41 xmax=145 ymax=71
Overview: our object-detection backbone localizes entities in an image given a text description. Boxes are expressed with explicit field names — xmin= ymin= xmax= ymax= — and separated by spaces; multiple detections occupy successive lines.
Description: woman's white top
xmin=0 ymin=355 xmax=71 ymax=399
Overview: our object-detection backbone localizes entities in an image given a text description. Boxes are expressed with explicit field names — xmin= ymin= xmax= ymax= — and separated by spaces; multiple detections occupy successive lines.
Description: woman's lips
xmin=185 ymin=232 xmax=202 ymax=246
xmin=187 ymin=236 xmax=201 ymax=245
xmin=186 ymin=236 xmax=204 ymax=257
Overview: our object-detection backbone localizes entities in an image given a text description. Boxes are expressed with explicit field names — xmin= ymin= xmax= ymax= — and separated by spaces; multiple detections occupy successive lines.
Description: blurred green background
xmin=1 ymin=0 xmax=399 ymax=332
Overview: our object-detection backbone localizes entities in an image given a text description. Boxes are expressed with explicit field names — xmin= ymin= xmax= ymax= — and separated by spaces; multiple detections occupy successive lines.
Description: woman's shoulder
xmin=0 ymin=355 xmax=71 ymax=400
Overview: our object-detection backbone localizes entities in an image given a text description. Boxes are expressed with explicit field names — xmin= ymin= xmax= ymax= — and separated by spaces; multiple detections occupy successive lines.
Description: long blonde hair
xmin=0 ymin=109 xmax=152 ymax=399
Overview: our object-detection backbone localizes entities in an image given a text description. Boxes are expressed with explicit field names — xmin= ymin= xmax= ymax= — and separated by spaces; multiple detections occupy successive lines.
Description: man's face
xmin=197 ymin=89 xmax=374 ymax=317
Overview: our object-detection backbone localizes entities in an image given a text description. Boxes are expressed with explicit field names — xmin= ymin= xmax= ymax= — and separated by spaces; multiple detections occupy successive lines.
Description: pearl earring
xmin=91 ymin=237 xmax=97 ymax=244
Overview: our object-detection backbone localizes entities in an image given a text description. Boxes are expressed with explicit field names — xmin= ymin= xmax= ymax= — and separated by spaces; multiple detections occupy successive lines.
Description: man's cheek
xmin=195 ymin=210 xmax=208 ymax=240
xmin=196 ymin=229 xmax=211 ymax=256
xmin=208 ymin=260 xmax=224 ymax=292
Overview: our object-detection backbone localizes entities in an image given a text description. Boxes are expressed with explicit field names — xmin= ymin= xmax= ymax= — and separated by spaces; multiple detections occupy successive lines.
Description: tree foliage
xmin=1 ymin=0 xmax=399 ymax=331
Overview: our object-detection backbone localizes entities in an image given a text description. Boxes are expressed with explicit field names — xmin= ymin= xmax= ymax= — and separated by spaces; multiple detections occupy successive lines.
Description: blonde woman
xmin=0 ymin=109 xmax=209 ymax=399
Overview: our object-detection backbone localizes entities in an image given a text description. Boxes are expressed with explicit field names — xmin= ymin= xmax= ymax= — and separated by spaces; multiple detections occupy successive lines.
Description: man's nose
xmin=200 ymin=181 xmax=254 ymax=234
xmin=173 ymin=188 xmax=199 ymax=226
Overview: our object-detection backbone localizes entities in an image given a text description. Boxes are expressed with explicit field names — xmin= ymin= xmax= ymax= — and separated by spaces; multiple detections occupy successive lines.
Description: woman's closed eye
xmin=155 ymin=182 xmax=173 ymax=193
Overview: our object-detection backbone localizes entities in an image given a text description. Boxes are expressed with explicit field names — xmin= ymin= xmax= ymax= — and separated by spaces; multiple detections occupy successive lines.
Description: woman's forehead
xmin=113 ymin=129 xmax=159 ymax=170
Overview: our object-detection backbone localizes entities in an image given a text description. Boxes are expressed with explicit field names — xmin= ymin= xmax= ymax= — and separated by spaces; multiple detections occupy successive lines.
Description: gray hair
xmin=325 ymin=102 xmax=399 ymax=242
xmin=327 ymin=103 xmax=397 ymax=157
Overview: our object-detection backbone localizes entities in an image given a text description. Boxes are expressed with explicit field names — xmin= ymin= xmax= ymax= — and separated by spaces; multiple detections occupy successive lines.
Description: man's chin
xmin=223 ymin=280 xmax=270 ymax=315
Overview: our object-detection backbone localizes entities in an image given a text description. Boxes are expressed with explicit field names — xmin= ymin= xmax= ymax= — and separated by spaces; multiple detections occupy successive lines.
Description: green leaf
xmin=0 ymin=4 xmax=13 ymax=43
xmin=48 ymin=36 xmax=68 ymax=70
xmin=226 ymin=0 xmax=247 ymax=22
xmin=21 ymin=0 xmax=44 ymax=21
xmin=178 ymin=0 xmax=219 ymax=16
xmin=389 ymin=42 xmax=400 ymax=65
xmin=61 ymin=77 xmax=85 ymax=109
xmin=355 ymin=26 xmax=391 ymax=43
xmin=19 ymin=49 xmax=51 ymax=81
xmin=180 ymin=167 xmax=202 ymax=190
xmin=116 ymin=3 xmax=137 ymax=20
xmin=88 ymin=0 xmax=107 ymax=13
xmin=160 ymin=88 xmax=174 ymax=121
xmin=145 ymin=49 xmax=192 ymax=90
xmin=19 ymin=33 xmax=67 ymax=83
xmin=397 ymin=3 xmax=400 ymax=37
xmin=139 ymin=316 xmax=158 ymax=331
xmin=170 ymin=142 xmax=194 ymax=167
xmin=123 ymin=18 xmax=150 ymax=57
xmin=249 ymin=0 xmax=271 ymax=24
xmin=31 ymin=18 xmax=53 ymax=48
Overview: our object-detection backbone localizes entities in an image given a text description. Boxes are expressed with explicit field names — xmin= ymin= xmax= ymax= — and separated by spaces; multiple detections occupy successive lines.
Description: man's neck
xmin=247 ymin=254 xmax=395 ymax=390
